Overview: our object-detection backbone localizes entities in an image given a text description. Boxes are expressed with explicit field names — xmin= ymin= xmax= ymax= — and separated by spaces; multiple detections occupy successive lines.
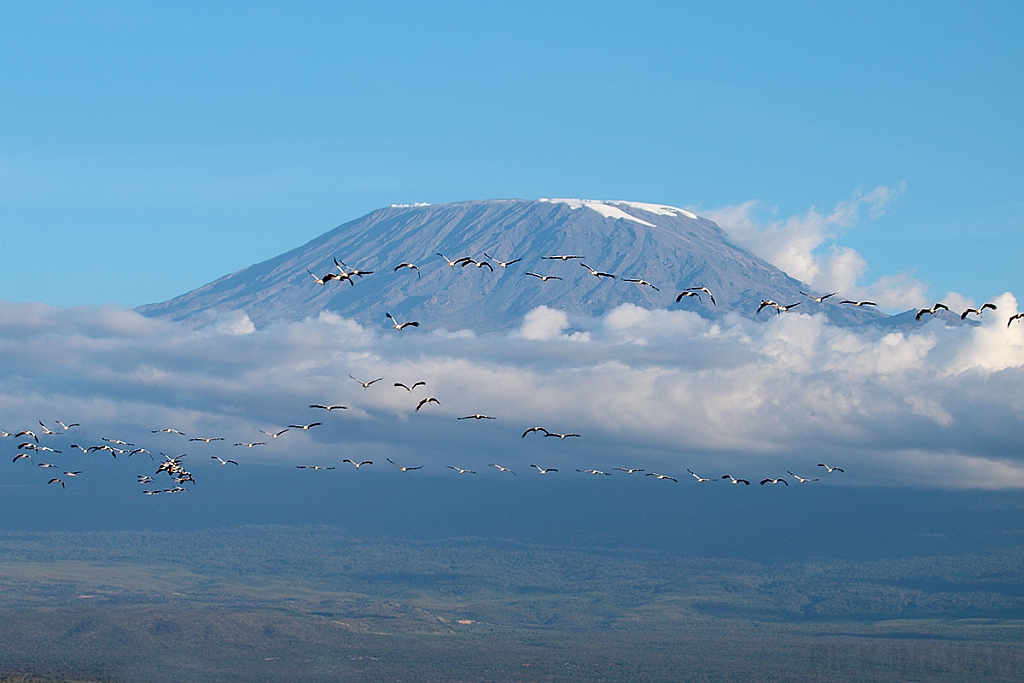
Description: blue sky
xmin=1 ymin=1 xmax=1021 ymax=308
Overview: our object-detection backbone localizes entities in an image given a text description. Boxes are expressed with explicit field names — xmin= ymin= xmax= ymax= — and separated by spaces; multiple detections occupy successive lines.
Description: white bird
xmin=15 ymin=430 xmax=38 ymax=443
xmin=687 ymin=469 xmax=714 ymax=483
xmin=0 ymin=430 xmax=11 ymax=437
xmin=189 ymin=437 xmax=224 ymax=443
xmin=458 ymin=414 xmax=496 ymax=420
xmin=387 ymin=458 xmax=421 ymax=472
xmin=20 ymin=443 xmax=60 ymax=453
xmin=211 ymin=457 xmax=239 ymax=466
xmin=234 ymin=442 xmax=265 ymax=448
xmin=12 ymin=453 xmax=32 ymax=463
xmin=961 ymin=303 xmax=997 ymax=320
xmin=522 ymin=426 xmax=549 ymax=438
xmin=436 ymin=253 xmax=469 ymax=268
xmin=143 ymin=490 xmax=161 ymax=495
xmin=577 ymin=469 xmax=611 ymax=476
xmin=817 ymin=463 xmax=844 ymax=473
xmin=788 ymin=470 xmax=819 ymax=483
xmin=684 ymin=286 xmax=716 ymax=305
xmin=288 ymin=423 xmax=322 ymax=431
xmin=622 ymin=278 xmax=659 ymax=291
xmin=152 ymin=428 xmax=186 ymax=435
xmin=614 ymin=468 xmax=645 ymax=474
xmin=542 ymin=254 xmax=584 ymax=261
xmin=544 ymin=431 xmax=580 ymax=439
xmin=386 ymin=312 xmax=420 ymax=331
xmin=260 ymin=428 xmax=289 ymax=439
xmin=800 ymin=291 xmax=836 ymax=303
xmin=460 ymin=257 xmax=493 ymax=271
xmin=394 ymin=262 xmax=421 ymax=277
xmin=760 ymin=478 xmax=788 ymax=486
xmin=38 ymin=462 xmax=58 ymax=468
xmin=343 ymin=459 xmax=373 ymax=469
xmin=483 ymin=253 xmax=521 ymax=268
xmin=48 ymin=478 xmax=65 ymax=489
xmin=490 ymin=464 xmax=516 ymax=475
xmin=296 ymin=465 xmax=335 ymax=471
xmin=63 ymin=471 xmax=82 ymax=477
xmin=839 ymin=300 xmax=877 ymax=307
xmin=128 ymin=448 xmax=152 ymax=458
xmin=646 ymin=473 xmax=678 ymax=482
xmin=394 ymin=381 xmax=426 ymax=392
xmin=916 ymin=303 xmax=950 ymax=321
xmin=69 ymin=444 xmax=89 ymax=453
xmin=580 ymin=263 xmax=615 ymax=279
xmin=334 ymin=258 xmax=373 ymax=279
xmin=38 ymin=421 xmax=58 ymax=435
xmin=310 ymin=404 xmax=347 ymax=411
xmin=55 ymin=421 xmax=79 ymax=430
xmin=138 ymin=475 xmax=154 ymax=484
xmin=530 ymin=465 xmax=558 ymax=474
xmin=756 ymin=300 xmax=779 ymax=314
xmin=350 ymin=374 xmax=383 ymax=389
xmin=103 ymin=437 xmax=134 ymax=446
xmin=415 ymin=397 xmax=440 ymax=412
xmin=525 ymin=272 xmax=562 ymax=282
xmin=676 ymin=290 xmax=702 ymax=303
xmin=722 ymin=475 xmax=750 ymax=485
xmin=448 ymin=466 xmax=476 ymax=474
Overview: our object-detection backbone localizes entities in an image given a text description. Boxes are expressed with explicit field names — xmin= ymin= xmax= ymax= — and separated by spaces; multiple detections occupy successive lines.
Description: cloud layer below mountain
xmin=2 ymin=296 xmax=1023 ymax=489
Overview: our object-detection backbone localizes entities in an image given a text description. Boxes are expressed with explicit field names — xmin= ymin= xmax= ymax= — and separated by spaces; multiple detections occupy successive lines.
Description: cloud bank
xmin=2 ymin=298 xmax=1024 ymax=490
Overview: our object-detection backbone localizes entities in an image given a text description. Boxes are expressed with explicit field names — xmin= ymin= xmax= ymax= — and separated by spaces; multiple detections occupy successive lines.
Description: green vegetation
xmin=0 ymin=526 xmax=1020 ymax=682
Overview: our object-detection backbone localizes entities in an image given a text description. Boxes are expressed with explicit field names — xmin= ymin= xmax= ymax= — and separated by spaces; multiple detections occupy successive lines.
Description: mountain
xmin=138 ymin=198 xmax=889 ymax=331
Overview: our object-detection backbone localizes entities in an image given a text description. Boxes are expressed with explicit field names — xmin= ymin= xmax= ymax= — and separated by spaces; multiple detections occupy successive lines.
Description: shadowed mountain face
xmin=138 ymin=199 xmax=888 ymax=331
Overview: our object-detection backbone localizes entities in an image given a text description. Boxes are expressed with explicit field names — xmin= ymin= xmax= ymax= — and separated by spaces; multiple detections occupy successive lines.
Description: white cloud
xmin=1 ymin=301 xmax=1024 ymax=490
xmin=705 ymin=184 xmax=945 ymax=310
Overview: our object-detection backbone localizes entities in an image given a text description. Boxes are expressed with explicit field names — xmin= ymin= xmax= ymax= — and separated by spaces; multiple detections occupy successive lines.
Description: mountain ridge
xmin=137 ymin=198 xmax=890 ymax=331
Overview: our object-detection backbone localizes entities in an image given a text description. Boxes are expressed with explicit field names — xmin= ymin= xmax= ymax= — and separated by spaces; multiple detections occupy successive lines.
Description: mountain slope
xmin=138 ymin=199 xmax=888 ymax=330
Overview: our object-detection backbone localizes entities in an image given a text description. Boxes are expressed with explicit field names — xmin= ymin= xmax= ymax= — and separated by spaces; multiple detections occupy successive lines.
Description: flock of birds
xmin=7 ymin=243 xmax=1016 ymax=497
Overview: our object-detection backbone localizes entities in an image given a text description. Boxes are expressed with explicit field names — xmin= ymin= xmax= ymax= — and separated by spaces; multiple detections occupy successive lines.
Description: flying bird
xmin=55 ymin=421 xmax=79 ymax=430
xmin=530 ymin=465 xmax=558 ymax=474
xmin=542 ymin=254 xmax=584 ymax=261
xmin=522 ymin=426 xmax=549 ymax=438
xmin=143 ymin=490 xmax=161 ymax=495
xmin=817 ymin=463 xmax=844 ymax=473
xmin=448 ymin=466 xmax=477 ymax=474
xmin=386 ymin=458 xmax=422 ymax=472
xmin=756 ymin=300 xmax=779 ymax=314
xmin=152 ymin=428 xmax=186 ymax=435
xmin=334 ymin=258 xmax=373 ymax=278
xmin=458 ymin=414 xmax=496 ymax=420
xmin=310 ymin=404 xmax=347 ymax=411
xmin=69 ymin=444 xmax=89 ymax=453
xmin=580 ymin=263 xmax=615 ymax=279
xmin=47 ymin=478 xmax=65 ymax=489
xmin=394 ymin=262 xmax=421 ymax=277
xmin=722 ymin=475 xmax=751 ymax=485
xmin=103 ymin=437 xmax=134 ymax=446
xmin=1009 ymin=313 xmax=1024 ymax=328
xmin=788 ymin=470 xmax=819 ymax=483
xmin=128 ymin=448 xmax=152 ymax=458
xmin=386 ymin=312 xmax=420 ymax=331
xmin=622 ymin=278 xmax=659 ymax=291
xmin=916 ymin=303 xmax=950 ymax=321
xmin=296 ymin=465 xmax=335 ymax=471
xmin=800 ymin=291 xmax=836 ymax=303
xmin=525 ymin=272 xmax=562 ymax=282
xmin=646 ymin=473 xmax=678 ymax=482
xmin=189 ymin=437 xmax=224 ymax=443
xmin=687 ymin=469 xmax=714 ymax=483
xmin=342 ymin=459 xmax=373 ymax=469
xmin=775 ymin=302 xmax=802 ymax=313
xmin=288 ymin=423 xmax=322 ymax=430
xmin=685 ymin=286 xmax=716 ymax=305
xmin=614 ymin=468 xmax=645 ymax=474
xmin=460 ymin=258 xmax=493 ymax=271
xmin=306 ymin=268 xmax=341 ymax=286
xmin=394 ymin=381 xmax=426 ymax=392
xmin=543 ymin=431 xmax=580 ymax=439
xmin=350 ymin=374 xmax=383 ymax=389
xmin=259 ymin=429 xmax=289 ymax=439
xmin=138 ymin=476 xmax=154 ymax=484
xmin=577 ymin=469 xmax=611 ymax=476
xmin=961 ymin=303 xmax=997 ymax=320
xmin=64 ymin=471 xmax=83 ymax=477
xmin=436 ymin=253 xmax=469 ymax=268
xmin=839 ymin=300 xmax=877 ymax=307
xmin=490 ymin=464 xmax=516 ymax=475
xmin=37 ymin=462 xmax=58 ymax=468
xmin=483 ymin=253 xmax=521 ymax=268
xmin=211 ymin=457 xmax=239 ymax=466
xmin=234 ymin=442 xmax=265 ymax=448
xmin=38 ymin=421 xmax=58 ymax=435
xmin=415 ymin=397 xmax=440 ymax=412
xmin=676 ymin=290 xmax=702 ymax=303
xmin=12 ymin=453 xmax=32 ymax=463
xmin=760 ymin=478 xmax=788 ymax=486
xmin=15 ymin=430 xmax=38 ymax=443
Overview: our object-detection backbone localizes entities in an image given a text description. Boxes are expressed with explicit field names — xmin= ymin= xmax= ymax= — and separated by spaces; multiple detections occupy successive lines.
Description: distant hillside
xmin=138 ymin=199 xmax=889 ymax=330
